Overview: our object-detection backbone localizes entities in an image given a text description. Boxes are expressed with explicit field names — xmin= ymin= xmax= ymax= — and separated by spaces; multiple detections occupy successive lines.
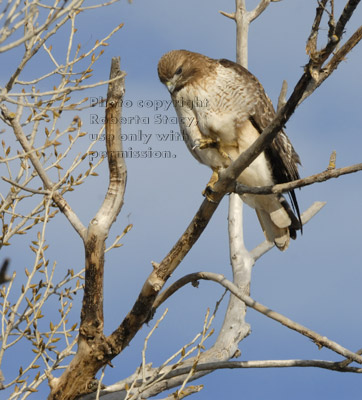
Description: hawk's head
xmin=158 ymin=50 xmax=214 ymax=94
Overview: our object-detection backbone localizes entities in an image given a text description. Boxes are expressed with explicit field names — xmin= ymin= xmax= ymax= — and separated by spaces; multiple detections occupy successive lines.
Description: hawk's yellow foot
xmin=202 ymin=168 xmax=220 ymax=203
xmin=193 ymin=138 xmax=229 ymax=160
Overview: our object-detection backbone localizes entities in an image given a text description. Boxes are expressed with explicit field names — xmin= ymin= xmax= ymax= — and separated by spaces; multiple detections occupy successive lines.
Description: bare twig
xmin=0 ymin=104 xmax=87 ymax=239
xmin=277 ymin=80 xmax=288 ymax=111
xmin=306 ymin=0 xmax=329 ymax=56
xmin=159 ymin=385 xmax=204 ymax=400
xmin=2 ymin=176 xmax=50 ymax=195
xmin=312 ymin=24 xmax=362 ymax=94
xmin=234 ymin=162 xmax=362 ymax=195
xmin=4 ymin=73 xmax=126 ymax=99
xmin=248 ymin=0 xmax=274 ymax=22
xmin=96 ymin=367 xmax=106 ymax=400
xmin=219 ymin=10 xmax=235 ymax=20
xmin=141 ymin=309 xmax=169 ymax=384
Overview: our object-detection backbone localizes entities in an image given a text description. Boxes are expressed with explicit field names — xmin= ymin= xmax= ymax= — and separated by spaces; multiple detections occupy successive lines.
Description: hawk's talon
xmin=200 ymin=137 xmax=220 ymax=149
xmin=192 ymin=140 xmax=200 ymax=151
xmin=192 ymin=137 xmax=219 ymax=151
xmin=192 ymin=138 xmax=230 ymax=161
xmin=219 ymin=148 xmax=230 ymax=160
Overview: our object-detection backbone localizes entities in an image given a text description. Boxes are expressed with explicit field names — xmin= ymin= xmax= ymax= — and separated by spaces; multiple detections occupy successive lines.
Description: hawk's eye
xmin=175 ymin=67 xmax=183 ymax=75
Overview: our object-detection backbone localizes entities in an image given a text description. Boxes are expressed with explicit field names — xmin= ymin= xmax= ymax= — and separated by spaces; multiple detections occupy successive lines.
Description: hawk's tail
xmin=245 ymin=194 xmax=301 ymax=251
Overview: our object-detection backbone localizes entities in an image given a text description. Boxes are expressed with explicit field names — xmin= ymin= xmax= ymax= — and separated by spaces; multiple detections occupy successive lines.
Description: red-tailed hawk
xmin=158 ymin=50 xmax=302 ymax=251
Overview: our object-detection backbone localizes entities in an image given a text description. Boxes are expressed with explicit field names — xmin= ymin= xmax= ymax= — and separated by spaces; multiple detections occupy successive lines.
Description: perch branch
xmin=234 ymin=162 xmax=362 ymax=195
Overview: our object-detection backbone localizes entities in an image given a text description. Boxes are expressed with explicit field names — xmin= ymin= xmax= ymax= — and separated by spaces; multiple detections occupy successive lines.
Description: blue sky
xmin=1 ymin=0 xmax=362 ymax=399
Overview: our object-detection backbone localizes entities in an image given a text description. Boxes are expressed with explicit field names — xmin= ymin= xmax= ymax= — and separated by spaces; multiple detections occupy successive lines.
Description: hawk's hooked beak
xmin=165 ymin=81 xmax=176 ymax=94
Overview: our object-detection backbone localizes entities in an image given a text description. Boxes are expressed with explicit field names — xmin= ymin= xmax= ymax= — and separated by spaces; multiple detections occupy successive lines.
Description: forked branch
xmin=47 ymin=57 xmax=127 ymax=400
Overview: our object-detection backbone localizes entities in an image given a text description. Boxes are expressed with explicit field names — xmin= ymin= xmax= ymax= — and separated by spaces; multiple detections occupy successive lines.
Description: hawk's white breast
xmin=173 ymin=64 xmax=274 ymax=187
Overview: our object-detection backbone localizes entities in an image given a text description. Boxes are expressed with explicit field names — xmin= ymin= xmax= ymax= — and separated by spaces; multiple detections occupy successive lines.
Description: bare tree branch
xmin=234 ymin=162 xmax=362 ymax=195
xmin=277 ymin=80 xmax=288 ymax=111
xmin=338 ymin=349 xmax=362 ymax=368
xmin=107 ymin=195 xmax=223 ymax=354
xmin=169 ymin=272 xmax=362 ymax=364
xmin=47 ymin=57 xmax=127 ymax=400
xmin=2 ymin=176 xmax=50 ymax=195
xmin=0 ymin=1 xmax=84 ymax=53
xmin=2 ymin=1 xmax=83 ymax=92
xmin=80 ymin=56 xmax=127 ymax=336
xmin=158 ymin=385 xmax=204 ymax=400
xmin=335 ymin=0 xmax=360 ymax=45
xmin=234 ymin=0 xmax=249 ymax=67
xmin=219 ymin=10 xmax=235 ymax=20
xmin=221 ymin=0 xmax=256 ymax=378
xmin=164 ymin=358 xmax=362 ymax=375
xmin=248 ymin=0 xmax=274 ymax=22
xmin=80 ymin=356 xmax=362 ymax=400
xmin=0 ymin=104 xmax=87 ymax=239
xmin=306 ymin=0 xmax=329 ymax=56
xmin=311 ymin=24 xmax=362 ymax=93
